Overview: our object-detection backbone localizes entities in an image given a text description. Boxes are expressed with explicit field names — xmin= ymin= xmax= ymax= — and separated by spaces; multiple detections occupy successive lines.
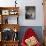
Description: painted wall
xmin=0 ymin=0 xmax=44 ymax=26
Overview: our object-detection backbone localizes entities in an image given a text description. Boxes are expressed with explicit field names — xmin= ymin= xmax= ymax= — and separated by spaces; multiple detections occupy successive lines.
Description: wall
xmin=0 ymin=0 xmax=44 ymax=26
xmin=18 ymin=0 xmax=44 ymax=26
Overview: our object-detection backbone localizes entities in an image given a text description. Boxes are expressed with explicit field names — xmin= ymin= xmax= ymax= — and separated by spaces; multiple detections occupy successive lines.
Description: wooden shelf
xmin=0 ymin=24 xmax=20 ymax=32
xmin=0 ymin=40 xmax=19 ymax=46
xmin=0 ymin=7 xmax=20 ymax=46
xmin=0 ymin=7 xmax=19 ymax=10
xmin=0 ymin=7 xmax=19 ymax=24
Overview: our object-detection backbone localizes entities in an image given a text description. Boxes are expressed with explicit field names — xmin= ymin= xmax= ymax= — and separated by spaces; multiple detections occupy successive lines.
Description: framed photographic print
xmin=2 ymin=10 xmax=9 ymax=15
xmin=25 ymin=6 xmax=36 ymax=19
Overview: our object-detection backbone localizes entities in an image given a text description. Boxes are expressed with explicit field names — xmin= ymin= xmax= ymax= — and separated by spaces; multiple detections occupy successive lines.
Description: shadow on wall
xmin=18 ymin=26 xmax=43 ymax=44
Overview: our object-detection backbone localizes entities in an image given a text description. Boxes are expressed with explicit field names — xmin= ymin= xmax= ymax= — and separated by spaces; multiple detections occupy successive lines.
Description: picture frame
xmin=25 ymin=6 xmax=36 ymax=19
xmin=2 ymin=10 xmax=9 ymax=15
